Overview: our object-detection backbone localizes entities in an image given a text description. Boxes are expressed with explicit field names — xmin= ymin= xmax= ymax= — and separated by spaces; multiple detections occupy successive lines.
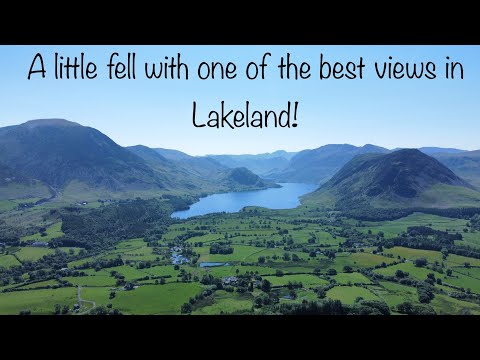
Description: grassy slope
xmin=0 ymin=182 xmax=51 ymax=201
xmin=0 ymin=288 xmax=77 ymax=315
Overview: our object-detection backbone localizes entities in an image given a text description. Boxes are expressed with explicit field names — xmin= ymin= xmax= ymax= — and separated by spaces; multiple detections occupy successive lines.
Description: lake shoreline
xmin=171 ymin=183 xmax=317 ymax=219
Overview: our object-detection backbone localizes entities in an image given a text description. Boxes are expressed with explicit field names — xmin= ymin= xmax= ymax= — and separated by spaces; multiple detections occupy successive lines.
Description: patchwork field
xmin=1 ymin=205 xmax=480 ymax=315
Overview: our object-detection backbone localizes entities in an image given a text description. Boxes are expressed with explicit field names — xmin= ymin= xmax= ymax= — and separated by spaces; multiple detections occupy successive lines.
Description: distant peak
xmin=22 ymin=119 xmax=82 ymax=128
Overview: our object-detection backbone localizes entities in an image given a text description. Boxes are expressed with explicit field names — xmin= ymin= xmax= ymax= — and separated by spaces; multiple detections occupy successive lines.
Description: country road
xmin=77 ymin=286 xmax=96 ymax=315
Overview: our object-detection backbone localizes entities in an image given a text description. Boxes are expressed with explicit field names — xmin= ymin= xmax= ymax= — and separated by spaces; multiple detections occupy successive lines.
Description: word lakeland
xmin=192 ymin=101 xmax=298 ymax=129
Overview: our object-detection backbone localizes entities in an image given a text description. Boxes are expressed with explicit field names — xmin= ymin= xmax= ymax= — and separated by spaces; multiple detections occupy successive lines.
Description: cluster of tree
xmin=60 ymin=198 xmax=174 ymax=249
xmin=161 ymin=194 xmax=193 ymax=211
xmin=144 ymin=224 xmax=167 ymax=244
xmin=471 ymin=214 xmax=480 ymax=231
xmin=76 ymin=257 xmax=124 ymax=271
xmin=259 ymin=298 xmax=390 ymax=315
xmin=181 ymin=302 xmax=193 ymax=314
xmin=339 ymin=201 xmax=415 ymax=221
xmin=388 ymin=231 xmax=480 ymax=259
xmin=407 ymin=226 xmax=462 ymax=243
xmin=417 ymin=282 xmax=435 ymax=303
xmin=199 ymin=274 xmax=223 ymax=288
xmin=173 ymin=231 xmax=207 ymax=243
xmin=254 ymin=292 xmax=279 ymax=308
xmin=326 ymin=268 xmax=337 ymax=276
xmin=414 ymin=258 xmax=428 ymax=267
xmin=209 ymin=243 xmax=233 ymax=255
xmin=396 ymin=302 xmax=436 ymax=315
xmin=88 ymin=305 xmax=122 ymax=315
xmin=0 ymin=218 xmax=25 ymax=243
xmin=1 ymin=248 xmax=91 ymax=287
xmin=314 ymin=283 xmax=335 ymax=299
xmin=286 ymin=281 xmax=303 ymax=289
xmin=342 ymin=204 xmax=480 ymax=222
xmin=54 ymin=304 xmax=71 ymax=315
xmin=181 ymin=286 xmax=218 ymax=314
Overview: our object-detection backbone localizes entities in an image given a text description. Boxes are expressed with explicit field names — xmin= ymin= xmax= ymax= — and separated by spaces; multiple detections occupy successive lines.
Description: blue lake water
xmin=171 ymin=183 xmax=317 ymax=219
xmin=199 ymin=262 xmax=231 ymax=268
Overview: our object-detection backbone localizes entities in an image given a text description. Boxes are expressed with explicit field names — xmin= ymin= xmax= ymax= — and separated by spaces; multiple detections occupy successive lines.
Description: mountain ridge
xmin=304 ymin=149 xmax=480 ymax=214
xmin=0 ymin=119 xmax=277 ymax=202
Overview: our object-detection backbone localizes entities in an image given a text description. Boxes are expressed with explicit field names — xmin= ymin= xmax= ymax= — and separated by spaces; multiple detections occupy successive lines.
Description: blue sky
xmin=0 ymin=45 xmax=478 ymax=155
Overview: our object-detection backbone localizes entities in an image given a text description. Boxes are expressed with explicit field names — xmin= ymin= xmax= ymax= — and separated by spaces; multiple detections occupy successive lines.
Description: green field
xmin=263 ymin=274 xmax=329 ymax=287
xmin=373 ymin=281 xmax=419 ymax=308
xmin=79 ymin=287 xmax=111 ymax=307
xmin=18 ymin=279 xmax=60 ymax=290
xmin=193 ymin=290 xmax=253 ymax=315
xmin=68 ymin=256 xmax=96 ymax=268
xmin=333 ymin=252 xmax=395 ymax=270
xmin=62 ymin=276 xmax=116 ymax=287
xmin=0 ymin=200 xmax=17 ymax=212
xmin=196 ymin=265 xmax=274 ymax=278
xmin=113 ymin=283 xmax=203 ymax=315
xmin=103 ymin=265 xmax=151 ymax=281
xmin=0 ymin=197 xmax=45 ymax=212
xmin=197 ymin=245 xmax=294 ymax=263
xmin=364 ymin=213 xmax=469 ymax=238
xmin=0 ymin=288 xmax=77 ymax=315
xmin=20 ymin=222 xmax=64 ymax=243
xmin=374 ymin=262 xmax=442 ymax=281
xmin=332 ymin=272 xmax=372 ymax=285
xmin=14 ymin=247 xmax=54 ymax=262
xmin=142 ymin=265 xmax=181 ymax=278
xmin=429 ymin=294 xmax=480 ymax=315
xmin=446 ymin=254 xmax=480 ymax=267
xmin=443 ymin=272 xmax=480 ymax=294
xmin=326 ymin=286 xmax=380 ymax=304
xmin=0 ymin=254 xmax=21 ymax=268
xmin=2 ymin=194 xmax=480 ymax=315
xmin=454 ymin=267 xmax=480 ymax=279
xmin=383 ymin=247 xmax=442 ymax=263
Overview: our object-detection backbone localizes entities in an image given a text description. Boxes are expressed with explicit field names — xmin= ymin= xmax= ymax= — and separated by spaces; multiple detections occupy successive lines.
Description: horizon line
xmin=2 ymin=117 xmax=479 ymax=156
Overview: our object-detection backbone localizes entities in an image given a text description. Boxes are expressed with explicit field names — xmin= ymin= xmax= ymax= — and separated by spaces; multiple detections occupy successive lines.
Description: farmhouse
xmin=31 ymin=242 xmax=49 ymax=247
xmin=223 ymin=276 xmax=238 ymax=285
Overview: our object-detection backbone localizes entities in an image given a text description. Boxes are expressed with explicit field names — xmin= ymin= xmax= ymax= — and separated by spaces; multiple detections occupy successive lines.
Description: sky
xmin=0 ymin=45 xmax=479 ymax=155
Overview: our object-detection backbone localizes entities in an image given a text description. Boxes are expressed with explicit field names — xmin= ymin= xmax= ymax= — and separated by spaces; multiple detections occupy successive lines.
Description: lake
xmin=171 ymin=182 xmax=317 ymax=219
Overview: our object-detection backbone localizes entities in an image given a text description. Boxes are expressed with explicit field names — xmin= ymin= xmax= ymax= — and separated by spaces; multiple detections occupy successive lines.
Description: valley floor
xmin=1 ymin=206 xmax=480 ymax=315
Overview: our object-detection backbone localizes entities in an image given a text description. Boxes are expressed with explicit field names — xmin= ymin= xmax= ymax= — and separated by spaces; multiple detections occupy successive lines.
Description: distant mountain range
xmin=0 ymin=119 xmax=275 ymax=201
xmin=128 ymin=145 xmax=275 ymax=193
xmin=304 ymin=149 xmax=480 ymax=212
xmin=208 ymin=145 xmax=480 ymax=187
xmin=208 ymin=151 xmax=296 ymax=177
xmin=264 ymin=144 xmax=389 ymax=183
xmin=1 ymin=119 xmax=479 ymax=211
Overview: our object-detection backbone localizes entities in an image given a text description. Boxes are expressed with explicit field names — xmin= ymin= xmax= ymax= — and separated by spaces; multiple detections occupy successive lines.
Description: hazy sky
xmin=0 ymin=45 xmax=478 ymax=155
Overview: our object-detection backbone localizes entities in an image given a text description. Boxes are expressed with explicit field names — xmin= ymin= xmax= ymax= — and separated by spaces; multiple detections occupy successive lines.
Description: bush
xmin=181 ymin=303 xmax=193 ymax=314
xmin=326 ymin=268 xmax=337 ymax=276
xmin=414 ymin=258 xmax=428 ymax=268
xmin=397 ymin=302 xmax=436 ymax=315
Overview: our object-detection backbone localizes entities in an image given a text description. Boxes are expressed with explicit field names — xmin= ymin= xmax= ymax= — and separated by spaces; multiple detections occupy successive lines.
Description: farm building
xmin=31 ymin=242 xmax=49 ymax=247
